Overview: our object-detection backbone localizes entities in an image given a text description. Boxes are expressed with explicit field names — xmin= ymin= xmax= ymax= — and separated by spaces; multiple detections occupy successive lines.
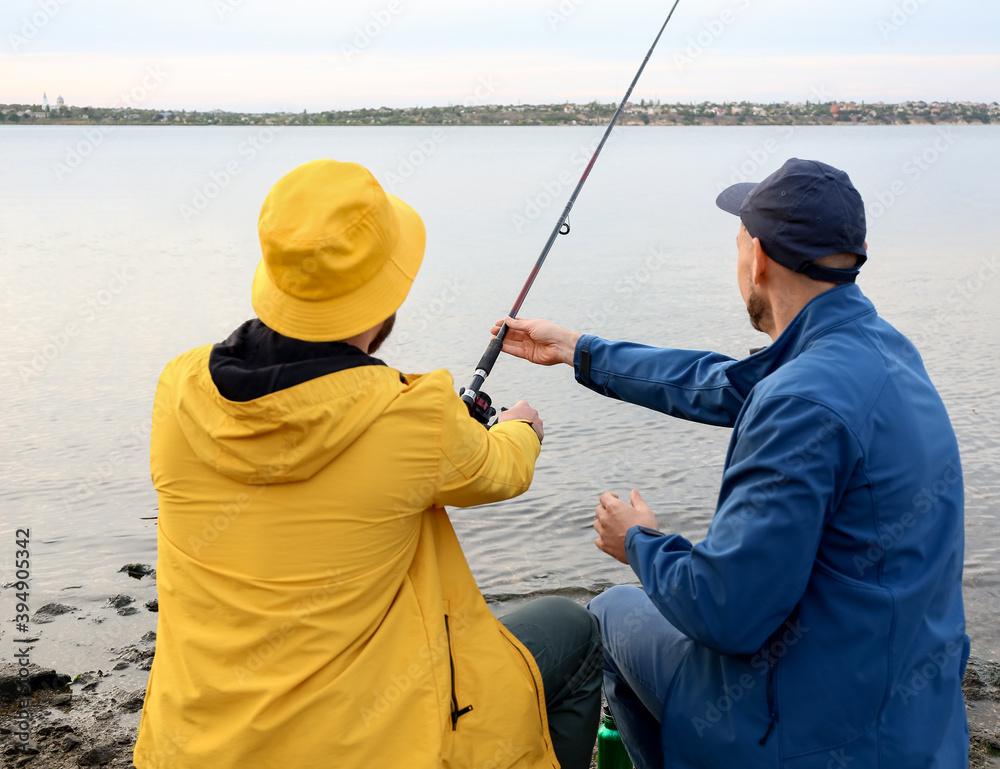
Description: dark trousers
xmin=498 ymin=596 xmax=604 ymax=769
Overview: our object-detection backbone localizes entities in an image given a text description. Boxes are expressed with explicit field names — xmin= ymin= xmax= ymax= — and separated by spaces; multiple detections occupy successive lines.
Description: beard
xmin=368 ymin=313 xmax=396 ymax=355
xmin=746 ymin=287 xmax=771 ymax=334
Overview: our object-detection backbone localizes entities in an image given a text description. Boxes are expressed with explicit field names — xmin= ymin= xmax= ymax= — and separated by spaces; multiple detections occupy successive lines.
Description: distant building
xmin=42 ymin=92 xmax=49 ymax=111
xmin=56 ymin=95 xmax=65 ymax=109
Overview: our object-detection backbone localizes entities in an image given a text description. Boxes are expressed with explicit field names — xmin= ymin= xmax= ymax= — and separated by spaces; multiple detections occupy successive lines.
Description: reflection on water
xmin=1 ymin=125 xmax=998 ymax=659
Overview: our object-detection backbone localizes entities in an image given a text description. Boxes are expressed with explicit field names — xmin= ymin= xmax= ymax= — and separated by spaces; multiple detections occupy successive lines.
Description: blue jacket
xmin=576 ymin=284 xmax=969 ymax=768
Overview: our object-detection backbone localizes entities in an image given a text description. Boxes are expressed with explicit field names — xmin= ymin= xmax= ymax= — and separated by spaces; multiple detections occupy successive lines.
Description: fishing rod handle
xmin=476 ymin=333 xmax=505 ymax=375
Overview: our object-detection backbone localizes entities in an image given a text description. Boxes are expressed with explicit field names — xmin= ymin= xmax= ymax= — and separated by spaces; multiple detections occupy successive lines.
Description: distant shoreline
xmin=3 ymin=100 xmax=996 ymax=128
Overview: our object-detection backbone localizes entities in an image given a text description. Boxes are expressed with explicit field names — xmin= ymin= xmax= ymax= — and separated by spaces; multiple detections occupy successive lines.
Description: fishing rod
xmin=460 ymin=0 xmax=683 ymax=425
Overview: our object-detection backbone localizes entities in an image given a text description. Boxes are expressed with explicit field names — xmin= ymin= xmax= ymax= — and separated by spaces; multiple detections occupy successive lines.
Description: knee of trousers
xmin=587 ymin=585 xmax=643 ymax=629
xmin=535 ymin=595 xmax=601 ymax=652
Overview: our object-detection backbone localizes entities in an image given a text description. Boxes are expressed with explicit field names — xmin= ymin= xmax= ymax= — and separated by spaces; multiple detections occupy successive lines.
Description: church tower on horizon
xmin=43 ymin=92 xmax=49 ymax=111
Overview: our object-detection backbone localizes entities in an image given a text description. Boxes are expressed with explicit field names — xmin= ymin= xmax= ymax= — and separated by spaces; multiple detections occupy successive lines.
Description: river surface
xmin=1 ymin=124 xmax=998 ymax=667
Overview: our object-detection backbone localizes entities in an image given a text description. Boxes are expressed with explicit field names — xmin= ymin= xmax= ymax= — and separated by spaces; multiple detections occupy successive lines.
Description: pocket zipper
xmin=444 ymin=614 xmax=473 ymax=730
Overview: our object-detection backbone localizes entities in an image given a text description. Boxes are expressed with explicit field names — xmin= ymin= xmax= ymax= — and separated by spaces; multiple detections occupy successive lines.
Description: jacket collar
xmin=724 ymin=284 xmax=877 ymax=398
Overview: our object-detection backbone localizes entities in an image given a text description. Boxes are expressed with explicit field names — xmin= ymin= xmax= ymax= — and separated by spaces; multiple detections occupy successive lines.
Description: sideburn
xmin=368 ymin=313 xmax=396 ymax=355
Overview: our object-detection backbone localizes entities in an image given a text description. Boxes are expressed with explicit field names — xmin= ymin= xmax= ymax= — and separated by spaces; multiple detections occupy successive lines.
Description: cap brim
xmin=715 ymin=183 xmax=758 ymax=216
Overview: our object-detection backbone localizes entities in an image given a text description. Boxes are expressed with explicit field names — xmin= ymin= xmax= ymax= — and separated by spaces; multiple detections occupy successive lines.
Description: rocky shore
xmin=2 ymin=565 xmax=998 ymax=768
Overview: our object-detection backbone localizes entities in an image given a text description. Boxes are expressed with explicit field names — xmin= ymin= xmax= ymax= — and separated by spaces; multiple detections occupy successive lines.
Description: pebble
xmin=118 ymin=563 xmax=155 ymax=580
xmin=62 ymin=733 xmax=82 ymax=750
xmin=106 ymin=595 xmax=134 ymax=610
xmin=32 ymin=603 xmax=78 ymax=624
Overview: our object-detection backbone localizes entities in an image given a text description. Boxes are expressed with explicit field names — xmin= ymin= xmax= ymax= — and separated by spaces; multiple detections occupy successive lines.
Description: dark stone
xmin=964 ymin=657 xmax=1000 ymax=753
xmin=77 ymin=744 xmax=118 ymax=766
xmin=139 ymin=631 xmax=156 ymax=644
xmin=37 ymin=723 xmax=74 ymax=737
xmin=120 ymin=692 xmax=145 ymax=713
xmin=112 ymin=662 xmax=129 ymax=671
xmin=62 ymin=733 xmax=83 ymax=750
xmin=116 ymin=607 xmax=140 ymax=617
xmin=106 ymin=595 xmax=134 ymax=610
xmin=52 ymin=693 xmax=73 ymax=706
xmin=144 ymin=600 xmax=158 ymax=613
xmin=0 ymin=663 xmax=71 ymax=703
xmin=118 ymin=563 xmax=155 ymax=580
xmin=964 ymin=657 xmax=1000 ymax=702
xmin=32 ymin=603 xmax=78 ymax=624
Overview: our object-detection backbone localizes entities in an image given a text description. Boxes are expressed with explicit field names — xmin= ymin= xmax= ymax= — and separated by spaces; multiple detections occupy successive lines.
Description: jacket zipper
xmin=759 ymin=638 xmax=780 ymax=746
xmin=444 ymin=615 xmax=473 ymax=730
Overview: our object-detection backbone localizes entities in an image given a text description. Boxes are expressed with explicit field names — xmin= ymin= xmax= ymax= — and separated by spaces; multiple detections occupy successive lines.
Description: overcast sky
xmin=2 ymin=0 xmax=998 ymax=111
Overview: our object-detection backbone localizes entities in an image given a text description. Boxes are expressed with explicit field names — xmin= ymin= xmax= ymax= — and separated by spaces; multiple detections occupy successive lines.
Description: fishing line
xmin=460 ymin=0 xmax=684 ymax=424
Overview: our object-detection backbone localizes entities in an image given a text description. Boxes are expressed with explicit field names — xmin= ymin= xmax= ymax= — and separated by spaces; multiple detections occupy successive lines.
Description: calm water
xmin=1 ymin=125 xmax=998 ymax=668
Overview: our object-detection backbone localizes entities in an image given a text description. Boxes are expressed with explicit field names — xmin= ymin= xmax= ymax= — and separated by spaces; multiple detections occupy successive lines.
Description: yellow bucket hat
xmin=251 ymin=159 xmax=425 ymax=342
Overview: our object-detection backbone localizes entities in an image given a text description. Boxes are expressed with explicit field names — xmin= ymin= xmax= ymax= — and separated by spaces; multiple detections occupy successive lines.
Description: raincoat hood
xmin=172 ymin=319 xmax=405 ymax=484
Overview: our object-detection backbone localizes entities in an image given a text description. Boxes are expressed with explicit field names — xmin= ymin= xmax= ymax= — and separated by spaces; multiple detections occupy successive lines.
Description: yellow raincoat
xmin=134 ymin=344 xmax=558 ymax=769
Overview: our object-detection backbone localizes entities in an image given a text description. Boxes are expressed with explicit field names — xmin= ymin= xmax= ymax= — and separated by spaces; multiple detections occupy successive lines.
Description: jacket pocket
xmin=444 ymin=614 xmax=474 ymax=730
xmin=779 ymin=562 xmax=891 ymax=757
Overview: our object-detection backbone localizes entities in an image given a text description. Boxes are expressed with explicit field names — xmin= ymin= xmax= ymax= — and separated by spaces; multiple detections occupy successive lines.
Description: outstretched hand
xmin=594 ymin=489 xmax=659 ymax=564
xmin=490 ymin=317 xmax=581 ymax=367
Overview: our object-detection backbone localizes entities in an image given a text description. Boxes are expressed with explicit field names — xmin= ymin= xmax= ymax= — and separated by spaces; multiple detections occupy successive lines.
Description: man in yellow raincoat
xmin=133 ymin=159 xmax=602 ymax=769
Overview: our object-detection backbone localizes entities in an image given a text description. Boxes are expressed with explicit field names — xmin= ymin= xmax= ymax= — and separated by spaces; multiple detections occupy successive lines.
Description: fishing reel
xmin=459 ymin=386 xmax=503 ymax=428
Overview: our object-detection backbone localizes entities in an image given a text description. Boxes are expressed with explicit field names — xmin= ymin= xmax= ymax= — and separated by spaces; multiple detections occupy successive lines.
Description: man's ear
xmin=750 ymin=237 xmax=768 ymax=285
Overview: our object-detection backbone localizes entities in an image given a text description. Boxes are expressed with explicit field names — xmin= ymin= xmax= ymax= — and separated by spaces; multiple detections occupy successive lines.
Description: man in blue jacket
xmin=493 ymin=158 xmax=969 ymax=768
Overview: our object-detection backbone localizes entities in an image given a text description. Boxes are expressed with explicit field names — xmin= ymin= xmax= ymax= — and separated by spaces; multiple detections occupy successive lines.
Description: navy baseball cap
xmin=715 ymin=158 xmax=867 ymax=284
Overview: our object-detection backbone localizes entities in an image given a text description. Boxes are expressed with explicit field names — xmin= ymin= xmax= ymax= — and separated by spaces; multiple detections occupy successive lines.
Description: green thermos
xmin=597 ymin=705 xmax=632 ymax=769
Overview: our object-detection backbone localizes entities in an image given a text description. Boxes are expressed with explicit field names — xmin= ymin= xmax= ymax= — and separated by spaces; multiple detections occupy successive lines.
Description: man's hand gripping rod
xmin=459 ymin=0 xmax=682 ymax=426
